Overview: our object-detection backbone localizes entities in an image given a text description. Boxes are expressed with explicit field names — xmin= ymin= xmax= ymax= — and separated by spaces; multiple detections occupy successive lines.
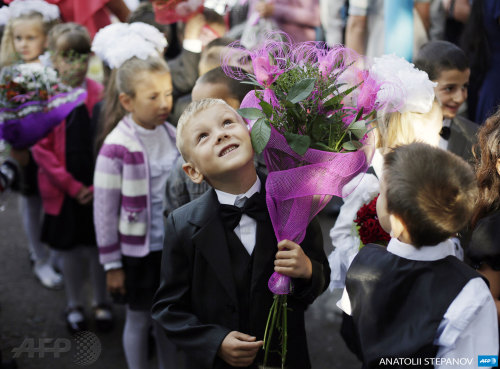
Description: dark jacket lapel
xmin=189 ymin=190 xmax=239 ymax=306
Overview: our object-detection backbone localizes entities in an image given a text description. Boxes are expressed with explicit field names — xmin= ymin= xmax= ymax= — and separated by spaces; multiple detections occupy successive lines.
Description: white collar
xmin=387 ymin=237 xmax=457 ymax=261
xmin=215 ymin=176 xmax=261 ymax=205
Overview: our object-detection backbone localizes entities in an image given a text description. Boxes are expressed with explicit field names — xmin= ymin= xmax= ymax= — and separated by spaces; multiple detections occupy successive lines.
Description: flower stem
xmin=282 ymin=296 xmax=288 ymax=369
xmin=263 ymin=295 xmax=279 ymax=367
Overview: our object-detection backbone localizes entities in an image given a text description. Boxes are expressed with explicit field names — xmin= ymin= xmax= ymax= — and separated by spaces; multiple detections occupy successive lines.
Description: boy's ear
xmin=182 ymin=162 xmax=204 ymax=184
xmin=119 ymin=92 xmax=134 ymax=113
xmin=389 ymin=214 xmax=406 ymax=239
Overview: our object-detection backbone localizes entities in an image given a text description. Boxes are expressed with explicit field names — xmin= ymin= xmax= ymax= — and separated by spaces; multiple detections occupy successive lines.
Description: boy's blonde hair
xmin=176 ymin=98 xmax=229 ymax=160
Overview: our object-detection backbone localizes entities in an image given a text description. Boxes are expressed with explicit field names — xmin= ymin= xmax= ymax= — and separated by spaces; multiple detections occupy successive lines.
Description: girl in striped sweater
xmin=93 ymin=54 xmax=179 ymax=369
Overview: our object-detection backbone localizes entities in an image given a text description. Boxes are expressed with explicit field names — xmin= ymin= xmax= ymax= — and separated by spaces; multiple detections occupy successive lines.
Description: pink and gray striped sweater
xmin=93 ymin=115 xmax=176 ymax=264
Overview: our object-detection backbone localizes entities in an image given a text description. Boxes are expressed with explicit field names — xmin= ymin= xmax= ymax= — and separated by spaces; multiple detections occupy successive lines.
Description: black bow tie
xmin=220 ymin=192 xmax=268 ymax=230
xmin=440 ymin=126 xmax=451 ymax=140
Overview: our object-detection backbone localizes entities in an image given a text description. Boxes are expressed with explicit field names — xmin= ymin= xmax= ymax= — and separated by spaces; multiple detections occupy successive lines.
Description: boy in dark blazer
xmin=414 ymin=40 xmax=478 ymax=163
xmin=152 ymin=98 xmax=330 ymax=369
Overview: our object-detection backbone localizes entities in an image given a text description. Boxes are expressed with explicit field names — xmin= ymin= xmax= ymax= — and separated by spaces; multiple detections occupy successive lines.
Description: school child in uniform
xmin=414 ymin=40 xmax=478 ymax=162
xmin=152 ymin=98 xmax=330 ymax=369
xmin=339 ymin=142 xmax=498 ymax=368
xmin=31 ymin=22 xmax=110 ymax=333
xmin=93 ymin=54 xmax=179 ymax=369
xmin=0 ymin=0 xmax=63 ymax=289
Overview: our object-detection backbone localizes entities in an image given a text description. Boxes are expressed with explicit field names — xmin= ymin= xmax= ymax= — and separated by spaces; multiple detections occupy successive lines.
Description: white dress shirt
xmin=215 ymin=177 xmax=262 ymax=255
xmin=338 ymin=238 xmax=499 ymax=369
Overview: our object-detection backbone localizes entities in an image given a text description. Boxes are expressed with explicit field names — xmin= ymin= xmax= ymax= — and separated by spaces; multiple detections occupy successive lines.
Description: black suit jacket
xmin=448 ymin=115 xmax=478 ymax=164
xmin=152 ymin=186 xmax=330 ymax=369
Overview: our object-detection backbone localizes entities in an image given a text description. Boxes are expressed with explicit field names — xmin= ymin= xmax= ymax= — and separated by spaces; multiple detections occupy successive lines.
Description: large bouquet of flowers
xmin=0 ymin=63 xmax=87 ymax=148
xmin=151 ymin=0 xmax=204 ymax=24
xmin=223 ymin=33 xmax=395 ymax=367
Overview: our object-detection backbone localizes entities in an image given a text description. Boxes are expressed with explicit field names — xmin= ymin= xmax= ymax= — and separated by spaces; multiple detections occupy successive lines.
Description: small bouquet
xmin=223 ymin=33 xmax=393 ymax=368
xmin=0 ymin=63 xmax=86 ymax=149
xmin=354 ymin=194 xmax=391 ymax=249
xmin=151 ymin=0 xmax=204 ymax=24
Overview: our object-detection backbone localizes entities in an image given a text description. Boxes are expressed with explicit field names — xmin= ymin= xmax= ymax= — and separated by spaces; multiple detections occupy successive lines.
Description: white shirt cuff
xmin=183 ymin=39 xmax=202 ymax=53
xmin=104 ymin=260 xmax=123 ymax=271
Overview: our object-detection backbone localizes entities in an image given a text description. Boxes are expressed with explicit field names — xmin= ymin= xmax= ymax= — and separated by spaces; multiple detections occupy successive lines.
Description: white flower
xmin=92 ymin=22 xmax=166 ymax=69
xmin=370 ymin=54 xmax=437 ymax=114
xmin=6 ymin=0 xmax=59 ymax=22
xmin=0 ymin=6 xmax=10 ymax=26
xmin=129 ymin=22 xmax=168 ymax=52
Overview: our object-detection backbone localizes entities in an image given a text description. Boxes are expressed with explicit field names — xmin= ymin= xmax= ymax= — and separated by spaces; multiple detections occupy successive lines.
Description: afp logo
xmin=478 ymin=355 xmax=498 ymax=367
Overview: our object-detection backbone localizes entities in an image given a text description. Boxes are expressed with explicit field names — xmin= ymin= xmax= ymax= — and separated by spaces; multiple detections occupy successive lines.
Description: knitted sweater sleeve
xmin=93 ymin=142 xmax=124 ymax=264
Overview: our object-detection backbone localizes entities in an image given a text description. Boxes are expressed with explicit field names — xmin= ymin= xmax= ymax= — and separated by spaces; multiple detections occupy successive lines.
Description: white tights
xmin=60 ymin=246 xmax=108 ymax=309
xmin=123 ymin=307 xmax=177 ymax=369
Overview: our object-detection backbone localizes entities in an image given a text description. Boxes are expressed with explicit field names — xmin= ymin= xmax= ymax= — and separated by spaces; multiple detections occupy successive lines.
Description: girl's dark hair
xmin=471 ymin=109 xmax=500 ymax=227
xmin=413 ymin=41 xmax=469 ymax=81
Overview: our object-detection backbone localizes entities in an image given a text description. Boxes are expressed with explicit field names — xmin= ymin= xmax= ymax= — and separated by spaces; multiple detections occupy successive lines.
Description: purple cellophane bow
xmin=262 ymin=126 xmax=369 ymax=294
xmin=0 ymin=88 xmax=87 ymax=149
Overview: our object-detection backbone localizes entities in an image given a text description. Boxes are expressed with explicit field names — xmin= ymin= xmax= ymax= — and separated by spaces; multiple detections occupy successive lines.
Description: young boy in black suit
xmin=152 ymin=98 xmax=330 ymax=369
xmin=414 ymin=40 xmax=477 ymax=162
xmin=340 ymin=143 xmax=498 ymax=368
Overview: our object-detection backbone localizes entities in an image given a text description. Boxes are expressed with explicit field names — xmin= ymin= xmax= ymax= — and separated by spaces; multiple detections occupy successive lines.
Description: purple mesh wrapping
xmin=0 ymin=88 xmax=87 ymax=149
xmin=264 ymin=126 xmax=371 ymax=294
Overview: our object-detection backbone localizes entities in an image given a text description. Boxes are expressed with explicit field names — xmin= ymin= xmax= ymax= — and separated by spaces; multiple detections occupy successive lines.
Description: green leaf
xmin=251 ymin=118 xmax=271 ymax=154
xmin=348 ymin=120 xmax=367 ymax=139
xmin=286 ymin=78 xmax=316 ymax=104
xmin=259 ymin=101 xmax=273 ymax=117
xmin=237 ymin=107 xmax=266 ymax=120
xmin=342 ymin=140 xmax=363 ymax=151
xmin=283 ymin=132 xmax=311 ymax=156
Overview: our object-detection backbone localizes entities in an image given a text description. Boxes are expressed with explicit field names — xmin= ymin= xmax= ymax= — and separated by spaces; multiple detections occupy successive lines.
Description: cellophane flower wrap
xmin=223 ymin=33 xmax=391 ymax=367
xmin=0 ymin=63 xmax=86 ymax=149
xmin=152 ymin=0 xmax=204 ymax=24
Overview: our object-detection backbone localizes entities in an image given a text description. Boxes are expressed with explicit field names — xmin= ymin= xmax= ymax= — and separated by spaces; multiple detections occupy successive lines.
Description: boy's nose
xmin=216 ymin=131 xmax=229 ymax=142
xmin=453 ymin=88 xmax=467 ymax=103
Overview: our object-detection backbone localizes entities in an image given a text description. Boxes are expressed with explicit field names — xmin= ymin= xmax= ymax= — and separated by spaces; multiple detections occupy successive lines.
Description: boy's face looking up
xmin=434 ymin=68 xmax=470 ymax=119
xmin=181 ymin=103 xmax=254 ymax=187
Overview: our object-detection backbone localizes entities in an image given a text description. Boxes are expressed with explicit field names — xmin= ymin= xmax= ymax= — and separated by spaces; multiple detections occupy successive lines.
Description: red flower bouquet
xmin=354 ymin=194 xmax=391 ymax=248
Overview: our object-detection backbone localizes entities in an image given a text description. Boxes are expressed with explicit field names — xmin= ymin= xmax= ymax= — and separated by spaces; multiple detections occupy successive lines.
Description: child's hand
xmin=274 ymin=240 xmax=313 ymax=279
xmin=76 ymin=185 xmax=93 ymax=205
xmin=106 ymin=268 xmax=126 ymax=296
xmin=217 ymin=331 xmax=263 ymax=367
